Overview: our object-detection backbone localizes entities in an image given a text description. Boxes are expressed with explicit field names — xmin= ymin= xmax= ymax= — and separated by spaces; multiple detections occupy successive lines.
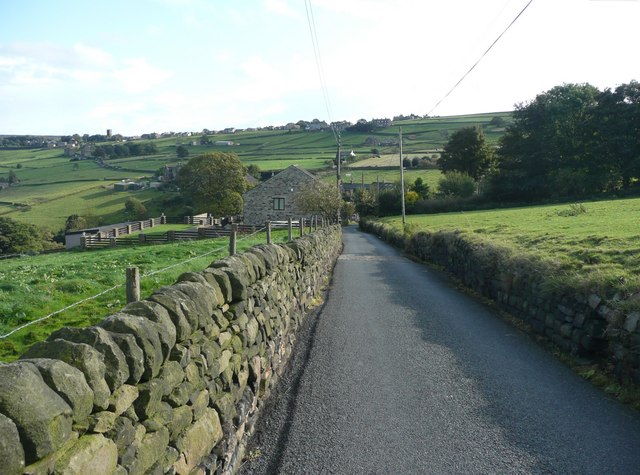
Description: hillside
xmin=0 ymin=112 xmax=511 ymax=231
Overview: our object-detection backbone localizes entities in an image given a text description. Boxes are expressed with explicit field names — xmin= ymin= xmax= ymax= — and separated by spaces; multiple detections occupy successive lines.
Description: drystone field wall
xmin=361 ymin=220 xmax=640 ymax=384
xmin=0 ymin=225 xmax=342 ymax=475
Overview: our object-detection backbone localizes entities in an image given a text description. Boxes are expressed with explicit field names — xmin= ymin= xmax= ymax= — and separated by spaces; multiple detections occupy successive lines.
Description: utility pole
xmin=336 ymin=132 xmax=342 ymax=223
xmin=400 ymin=127 xmax=406 ymax=225
xmin=336 ymin=132 xmax=341 ymax=190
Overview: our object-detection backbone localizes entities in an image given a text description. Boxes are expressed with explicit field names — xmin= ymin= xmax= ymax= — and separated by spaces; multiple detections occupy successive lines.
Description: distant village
xmin=0 ymin=113 xmax=426 ymax=152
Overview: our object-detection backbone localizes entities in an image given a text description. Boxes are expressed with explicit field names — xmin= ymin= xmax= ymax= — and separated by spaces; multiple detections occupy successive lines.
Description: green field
xmin=0 ymin=112 xmax=510 ymax=231
xmin=381 ymin=197 xmax=640 ymax=295
xmin=0 ymin=228 xmax=290 ymax=361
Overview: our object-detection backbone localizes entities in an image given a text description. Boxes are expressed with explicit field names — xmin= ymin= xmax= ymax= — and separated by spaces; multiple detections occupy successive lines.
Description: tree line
xmin=92 ymin=142 xmax=159 ymax=159
xmin=439 ymin=81 xmax=640 ymax=201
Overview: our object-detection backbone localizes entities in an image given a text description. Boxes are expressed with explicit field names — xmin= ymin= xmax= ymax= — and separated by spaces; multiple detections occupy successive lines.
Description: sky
xmin=0 ymin=0 xmax=638 ymax=136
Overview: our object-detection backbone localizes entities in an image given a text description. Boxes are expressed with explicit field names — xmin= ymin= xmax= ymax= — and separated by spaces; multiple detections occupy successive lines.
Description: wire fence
xmin=0 ymin=226 xmax=267 ymax=340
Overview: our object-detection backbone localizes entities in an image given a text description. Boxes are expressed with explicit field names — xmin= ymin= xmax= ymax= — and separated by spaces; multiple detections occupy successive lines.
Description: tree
xmin=410 ymin=177 xmax=430 ymax=199
xmin=246 ymin=164 xmax=261 ymax=179
xmin=490 ymin=83 xmax=600 ymax=200
xmin=176 ymin=145 xmax=189 ymax=159
xmin=0 ymin=217 xmax=58 ymax=254
xmin=7 ymin=169 xmax=18 ymax=184
xmin=176 ymin=152 xmax=247 ymax=216
xmin=438 ymin=172 xmax=476 ymax=198
xmin=590 ymin=81 xmax=640 ymax=190
xmin=294 ymin=181 xmax=342 ymax=223
xmin=64 ymin=214 xmax=87 ymax=231
xmin=353 ymin=189 xmax=377 ymax=216
xmin=438 ymin=126 xmax=493 ymax=180
xmin=124 ymin=197 xmax=147 ymax=220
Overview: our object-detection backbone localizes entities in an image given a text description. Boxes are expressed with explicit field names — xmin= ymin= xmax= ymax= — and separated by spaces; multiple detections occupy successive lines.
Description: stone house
xmin=242 ymin=165 xmax=317 ymax=225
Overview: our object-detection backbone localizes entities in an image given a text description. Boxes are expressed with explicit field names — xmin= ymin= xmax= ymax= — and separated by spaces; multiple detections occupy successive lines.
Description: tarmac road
xmin=240 ymin=226 xmax=640 ymax=474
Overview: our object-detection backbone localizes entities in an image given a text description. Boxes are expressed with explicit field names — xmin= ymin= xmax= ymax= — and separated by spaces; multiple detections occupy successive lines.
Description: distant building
xmin=107 ymin=129 xmax=112 ymax=138
xmin=242 ymin=165 xmax=317 ymax=225
xmin=372 ymin=118 xmax=392 ymax=128
xmin=214 ymin=141 xmax=234 ymax=146
xmin=162 ymin=163 xmax=182 ymax=182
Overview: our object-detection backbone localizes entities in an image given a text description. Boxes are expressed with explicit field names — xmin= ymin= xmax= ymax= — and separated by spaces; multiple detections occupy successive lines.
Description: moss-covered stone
xmin=105 ymin=416 xmax=136 ymax=456
xmin=0 ymin=362 xmax=73 ymax=463
xmin=28 ymin=358 xmax=94 ymax=424
xmin=121 ymin=300 xmax=177 ymax=360
xmin=127 ymin=426 xmax=169 ymax=475
xmin=100 ymin=313 xmax=165 ymax=381
xmin=148 ymin=287 xmax=194 ymax=342
xmin=87 ymin=411 xmax=117 ymax=433
xmin=168 ymin=405 xmax=193 ymax=440
xmin=0 ymin=413 xmax=25 ymax=475
xmin=108 ymin=384 xmax=139 ymax=417
xmin=47 ymin=326 xmax=129 ymax=391
xmin=22 ymin=339 xmax=111 ymax=410
xmin=202 ymin=268 xmax=232 ymax=303
xmin=172 ymin=408 xmax=222 ymax=475
xmin=108 ymin=332 xmax=145 ymax=385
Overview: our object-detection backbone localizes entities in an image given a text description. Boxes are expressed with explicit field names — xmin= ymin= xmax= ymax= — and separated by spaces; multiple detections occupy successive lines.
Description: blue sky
xmin=0 ymin=0 xmax=638 ymax=135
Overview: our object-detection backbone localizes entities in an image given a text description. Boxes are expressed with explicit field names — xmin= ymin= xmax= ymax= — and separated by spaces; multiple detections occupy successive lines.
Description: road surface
xmin=240 ymin=226 xmax=640 ymax=474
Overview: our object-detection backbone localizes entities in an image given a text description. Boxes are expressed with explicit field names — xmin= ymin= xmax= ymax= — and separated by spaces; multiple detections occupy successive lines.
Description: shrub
xmin=438 ymin=172 xmax=476 ymax=198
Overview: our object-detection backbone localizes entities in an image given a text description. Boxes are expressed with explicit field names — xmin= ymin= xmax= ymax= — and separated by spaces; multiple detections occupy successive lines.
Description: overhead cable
xmin=304 ymin=0 xmax=339 ymax=144
xmin=427 ymin=0 xmax=535 ymax=116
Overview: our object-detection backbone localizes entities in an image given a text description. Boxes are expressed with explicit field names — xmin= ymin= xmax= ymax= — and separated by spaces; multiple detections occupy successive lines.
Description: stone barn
xmin=242 ymin=165 xmax=317 ymax=225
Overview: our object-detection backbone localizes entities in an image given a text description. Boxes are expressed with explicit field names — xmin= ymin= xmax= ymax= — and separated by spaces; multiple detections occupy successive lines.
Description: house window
xmin=273 ymin=197 xmax=285 ymax=210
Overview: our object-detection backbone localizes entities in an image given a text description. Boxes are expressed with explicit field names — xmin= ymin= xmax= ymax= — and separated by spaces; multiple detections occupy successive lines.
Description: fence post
xmin=229 ymin=224 xmax=237 ymax=256
xmin=168 ymin=230 xmax=176 ymax=241
xmin=160 ymin=213 xmax=167 ymax=225
xmin=80 ymin=233 xmax=87 ymax=249
xmin=308 ymin=216 xmax=312 ymax=234
xmin=139 ymin=221 xmax=144 ymax=231
xmin=299 ymin=217 xmax=304 ymax=237
xmin=110 ymin=237 xmax=117 ymax=247
xmin=113 ymin=227 xmax=119 ymax=237
xmin=149 ymin=218 xmax=155 ymax=228
xmin=266 ymin=221 xmax=272 ymax=244
xmin=139 ymin=233 xmax=146 ymax=243
xmin=288 ymin=217 xmax=293 ymax=242
xmin=126 ymin=267 xmax=140 ymax=303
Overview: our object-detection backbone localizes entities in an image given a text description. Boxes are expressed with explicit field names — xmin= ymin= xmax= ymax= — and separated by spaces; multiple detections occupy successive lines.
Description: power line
xmin=427 ymin=0 xmax=535 ymax=116
xmin=304 ymin=0 xmax=339 ymax=144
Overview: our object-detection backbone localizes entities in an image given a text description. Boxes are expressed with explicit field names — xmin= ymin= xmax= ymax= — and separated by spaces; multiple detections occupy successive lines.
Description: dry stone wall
xmin=360 ymin=220 xmax=640 ymax=384
xmin=0 ymin=225 xmax=342 ymax=475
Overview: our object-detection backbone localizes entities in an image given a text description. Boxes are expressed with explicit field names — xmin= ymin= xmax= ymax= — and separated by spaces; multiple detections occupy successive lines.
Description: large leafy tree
xmin=590 ymin=81 xmax=640 ymax=190
xmin=438 ymin=126 xmax=493 ymax=180
xmin=176 ymin=152 xmax=247 ymax=216
xmin=0 ymin=217 xmax=58 ymax=254
xmin=490 ymin=83 xmax=600 ymax=199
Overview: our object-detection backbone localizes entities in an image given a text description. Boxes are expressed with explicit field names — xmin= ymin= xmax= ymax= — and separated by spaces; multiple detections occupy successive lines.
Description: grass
xmin=0 ymin=228 xmax=291 ymax=362
xmin=0 ymin=112 xmax=510 ymax=231
xmin=381 ymin=197 xmax=640 ymax=297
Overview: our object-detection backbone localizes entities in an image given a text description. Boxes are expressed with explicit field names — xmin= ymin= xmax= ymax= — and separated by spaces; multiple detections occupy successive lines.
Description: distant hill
xmin=0 ymin=112 xmax=512 ymax=231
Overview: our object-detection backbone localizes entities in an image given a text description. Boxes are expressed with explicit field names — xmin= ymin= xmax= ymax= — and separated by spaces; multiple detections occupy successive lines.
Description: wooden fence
xmin=80 ymin=217 xmax=327 ymax=250
xmin=82 ymin=224 xmax=258 ymax=249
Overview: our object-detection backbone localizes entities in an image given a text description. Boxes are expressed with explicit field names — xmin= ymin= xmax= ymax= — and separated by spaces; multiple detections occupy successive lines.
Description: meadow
xmin=0 ymin=228 xmax=290 ymax=361
xmin=0 ymin=112 xmax=509 ymax=231
xmin=382 ymin=197 xmax=640 ymax=296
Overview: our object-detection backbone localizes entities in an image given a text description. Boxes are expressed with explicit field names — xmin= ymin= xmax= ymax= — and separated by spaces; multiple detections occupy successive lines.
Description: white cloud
xmin=112 ymin=59 xmax=173 ymax=94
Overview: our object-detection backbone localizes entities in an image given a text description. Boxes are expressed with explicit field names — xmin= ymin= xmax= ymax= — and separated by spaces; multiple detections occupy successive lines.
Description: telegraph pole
xmin=399 ymin=127 xmax=406 ymax=225
xmin=336 ymin=132 xmax=341 ymax=190
xmin=336 ymin=132 xmax=342 ymax=223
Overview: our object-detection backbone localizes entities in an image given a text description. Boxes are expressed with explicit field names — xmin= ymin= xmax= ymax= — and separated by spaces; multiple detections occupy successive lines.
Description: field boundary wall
xmin=0 ymin=225 xmax=342 ymax=474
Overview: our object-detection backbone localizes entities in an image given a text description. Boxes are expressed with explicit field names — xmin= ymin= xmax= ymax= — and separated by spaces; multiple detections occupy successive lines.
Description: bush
xmin=438 ymin=172 xmax=476 ymax=198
